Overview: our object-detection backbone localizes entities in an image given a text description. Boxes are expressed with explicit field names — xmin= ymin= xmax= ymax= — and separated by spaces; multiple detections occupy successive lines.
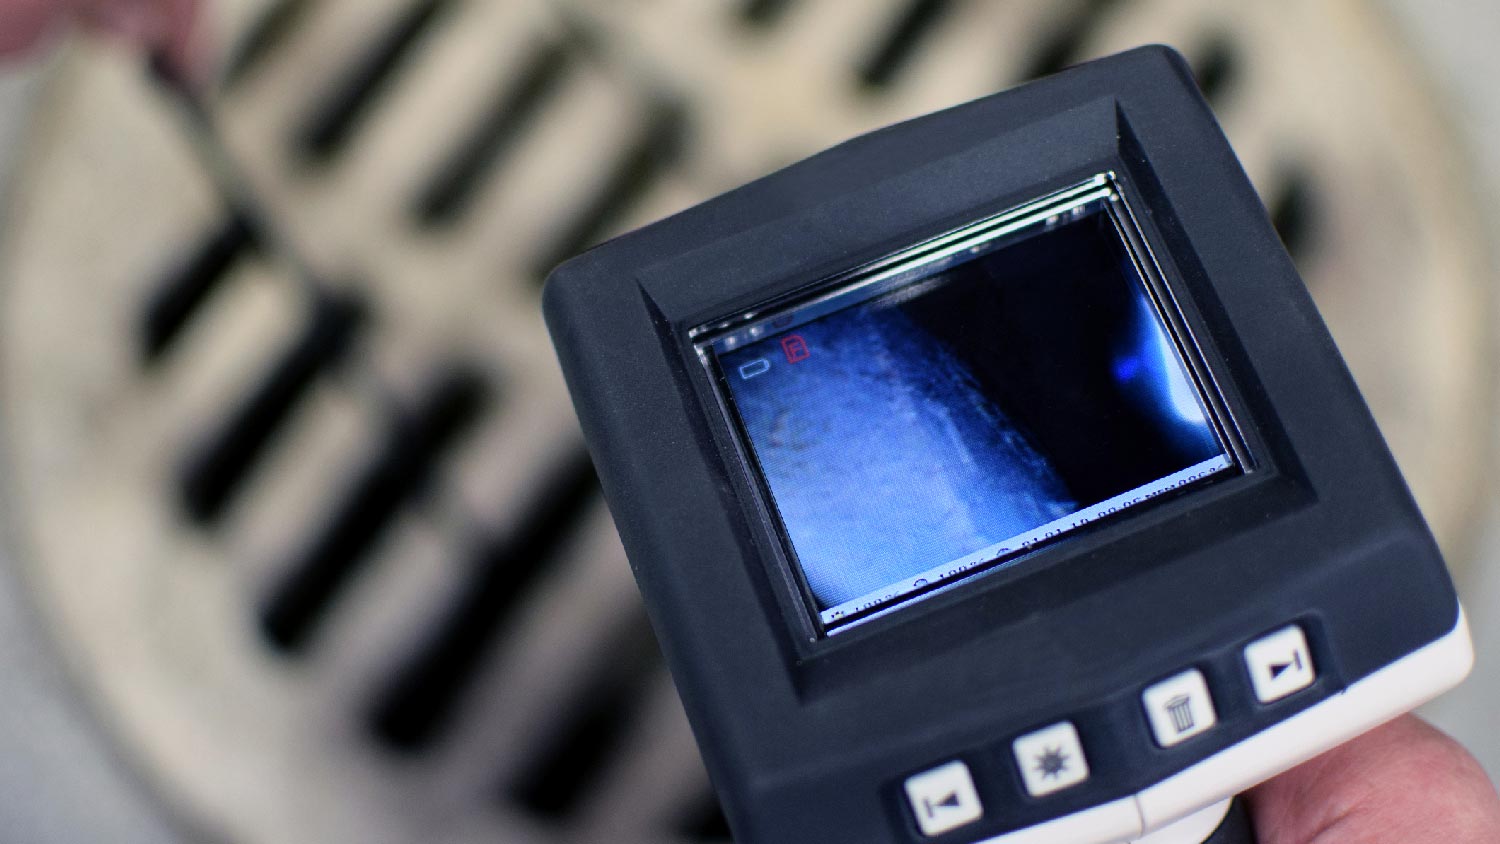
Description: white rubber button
xmin=1013 ymin=721 xmax=1090 ymax=797
xmin=1245 ymin=625 xmax=1316 ymax=704
xmin=1143 ymin=669 xmax=1218 ymax=747
xmin=904 ymin=760 xmax=984 ymax=837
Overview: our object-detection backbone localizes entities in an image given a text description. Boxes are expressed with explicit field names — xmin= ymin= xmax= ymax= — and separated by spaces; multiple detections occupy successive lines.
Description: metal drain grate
xmin=0 ymin=1 xmax=1490 ymax=842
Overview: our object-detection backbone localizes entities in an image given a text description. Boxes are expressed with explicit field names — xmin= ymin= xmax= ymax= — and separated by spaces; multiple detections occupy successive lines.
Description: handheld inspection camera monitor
xmin=542 ymin=47 xmax=1472 ymax=844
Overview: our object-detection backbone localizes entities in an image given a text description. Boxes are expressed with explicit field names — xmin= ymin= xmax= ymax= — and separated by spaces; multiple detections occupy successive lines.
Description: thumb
xmin=1247 ymin=715 xmax=1500 ymax=843
xmin=0 ymin=0 xmax=66 ymax=58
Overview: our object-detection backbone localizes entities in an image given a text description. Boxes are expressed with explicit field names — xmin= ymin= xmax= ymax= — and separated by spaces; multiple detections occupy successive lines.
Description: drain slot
xmin=413 ymin=40 xmax=576 ymax=227
xmin=504 ymin=609 xmax=663 ymax=819
xmin=293 ymin=0 xmax=458 ymax=162
xmin=531 ymin=102 xmax=688 ymax=281
xmin=856 ymin=0 xmax=957 ymax=90
xmin=1016 ymin=0 xmax=1124 ymax=81
xmin=368 ymin=448 xmax=601 ymax=750
xmin=1192 ymin=34 xmax=1241 ymax=107
xmin=740 ymin=0 xmax=797 ymax=28
xmin=179 ymin=291 xmax=366 ymax=525
xmin=221 ymin=0 xmax=321 ymax=90
xmin=1268 ymin=165 xmax=1319 ymax=264
xmin=259 ymin=364 xmax=490 ymax=652
xmin=140 ymin=210 xmax=260 ymax=364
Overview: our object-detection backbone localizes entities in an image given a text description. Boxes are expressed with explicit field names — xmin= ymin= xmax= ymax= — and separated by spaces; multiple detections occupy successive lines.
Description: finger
xmin=155 ymin=0 xmax=204 ymax=83
xmin=0 ymin=0 xmax=66 ymax=58
xmin=70 ymin=0 xmax=205 ymax=82
xmin=70 ymin=0 xmax=160 ymax=41
xmin=1248 ymin=715 xmax=1500 ymax=844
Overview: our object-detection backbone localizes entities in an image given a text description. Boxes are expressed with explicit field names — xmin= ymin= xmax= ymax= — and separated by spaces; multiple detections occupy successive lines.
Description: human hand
xmin=0 ymin=0 xmax=200 ymax=75
xmin=1248 ymin=714 xmax=1500 ymax=843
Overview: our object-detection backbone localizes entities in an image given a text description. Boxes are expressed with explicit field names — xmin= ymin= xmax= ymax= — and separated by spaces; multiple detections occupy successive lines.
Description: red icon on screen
xmin=781 ymin=335 xmax=811 ymax=364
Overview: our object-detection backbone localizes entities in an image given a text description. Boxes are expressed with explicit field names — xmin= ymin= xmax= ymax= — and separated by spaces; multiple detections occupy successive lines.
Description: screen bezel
xmin=691 ymin=174 xmax=1251 ymax=639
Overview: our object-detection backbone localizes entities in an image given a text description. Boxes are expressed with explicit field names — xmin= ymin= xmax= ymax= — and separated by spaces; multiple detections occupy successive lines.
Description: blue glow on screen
xmin=1123 ymin=294 xmax=1209 ymax=427
xmin=713 ymin=206 xmax=1231 ymax=628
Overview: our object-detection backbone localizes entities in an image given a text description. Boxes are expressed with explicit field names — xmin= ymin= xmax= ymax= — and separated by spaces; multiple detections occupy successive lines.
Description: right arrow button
xmin=1245 ymin=625 xmax=1317 ymax=704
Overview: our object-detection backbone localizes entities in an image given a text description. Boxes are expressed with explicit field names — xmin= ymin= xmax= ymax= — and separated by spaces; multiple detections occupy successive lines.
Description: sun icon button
xmin=1034 ymin=746 xmax=1071 ymax=779
xmin=1013 ymin=722 xmax=1091 ymax=797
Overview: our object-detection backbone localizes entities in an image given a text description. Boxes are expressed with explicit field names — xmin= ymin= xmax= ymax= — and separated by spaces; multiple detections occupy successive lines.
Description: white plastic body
xmin=972 ymin=609 xmax=1474 ymax=844
xmin=1132 ymin=800 xmax=1232 ymax=844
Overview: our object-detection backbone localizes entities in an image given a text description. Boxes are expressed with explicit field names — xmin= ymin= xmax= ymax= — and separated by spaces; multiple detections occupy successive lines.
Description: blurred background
xmin=0 ymin=0 xmax=1496 ymax=842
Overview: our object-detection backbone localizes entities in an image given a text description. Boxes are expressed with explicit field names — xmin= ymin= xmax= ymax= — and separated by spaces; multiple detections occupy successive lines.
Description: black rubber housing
xmin=1209 ymin=800 xmax=1256 ymax=844
xmin=544 ymin=46 xmax=1460 ymax=844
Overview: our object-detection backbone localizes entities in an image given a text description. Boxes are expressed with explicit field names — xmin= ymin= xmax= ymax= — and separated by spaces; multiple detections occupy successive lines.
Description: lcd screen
xmin=703 ymin=185 xmax=1235 ymax=632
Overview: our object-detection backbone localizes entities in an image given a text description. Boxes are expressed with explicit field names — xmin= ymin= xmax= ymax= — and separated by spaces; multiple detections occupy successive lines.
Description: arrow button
xmin=904 ymin=761 xmax=983 ymax=838
xmin=1268 ymin=650 xmax=1306 ymax=680
xmin=1245 ymin=625 xmax=1317 ymax=704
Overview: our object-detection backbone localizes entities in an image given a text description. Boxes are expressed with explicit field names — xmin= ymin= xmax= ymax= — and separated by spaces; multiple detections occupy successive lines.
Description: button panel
xmin=1142 ymin=669 xmax=1217 ymax=748
xmin=890 ymin=621 xmax=1324 ymax=842
xmin=1245 ymin=625 xmax=1316 ymax=703
xmin=1013 ymin=721 xmax=1090 ymax=797
xmin=904 ymin=760 xmax=984 ymax=838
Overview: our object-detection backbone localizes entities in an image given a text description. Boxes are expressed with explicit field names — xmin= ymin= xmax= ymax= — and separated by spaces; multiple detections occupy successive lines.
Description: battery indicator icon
xmin=738 ymin=359 xmax=771 ymax=380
